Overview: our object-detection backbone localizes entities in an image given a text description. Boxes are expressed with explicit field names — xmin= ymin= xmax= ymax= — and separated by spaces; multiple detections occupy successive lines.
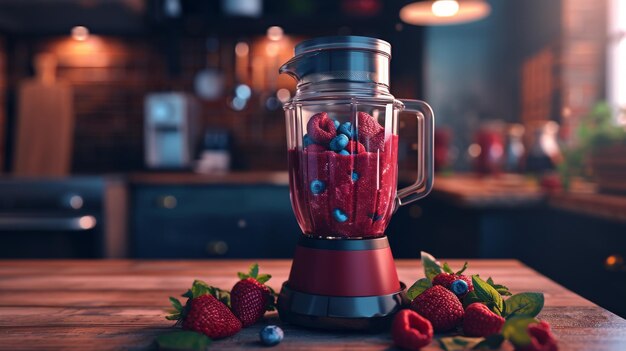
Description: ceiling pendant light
xmin=400 ymin=0 xmax=491 ymax=26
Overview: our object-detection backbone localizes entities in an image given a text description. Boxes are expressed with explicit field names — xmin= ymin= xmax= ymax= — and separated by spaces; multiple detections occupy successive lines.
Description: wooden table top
xmin=0 ymin=259 xmax=625 ymax=350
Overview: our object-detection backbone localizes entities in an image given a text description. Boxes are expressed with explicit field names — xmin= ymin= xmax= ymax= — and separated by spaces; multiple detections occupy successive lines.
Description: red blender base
xmin=277 ymin=236 xmax=408 ymax=330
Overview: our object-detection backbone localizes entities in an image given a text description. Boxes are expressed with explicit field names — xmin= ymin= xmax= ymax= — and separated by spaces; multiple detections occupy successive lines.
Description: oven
xmin=0 ymin=177 xmax=127 ymax=258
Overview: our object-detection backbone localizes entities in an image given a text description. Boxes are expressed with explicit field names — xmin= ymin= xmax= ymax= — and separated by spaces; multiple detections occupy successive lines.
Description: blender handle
xmin=395 ymin=99 xmax=434 ymax=207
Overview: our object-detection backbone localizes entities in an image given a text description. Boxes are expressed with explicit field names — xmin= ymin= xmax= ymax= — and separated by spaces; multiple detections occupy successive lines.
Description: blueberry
xmin=259 ymin=325 xmax=284 ymax=346
xmin=303 ymin=134 xmax=314 ymax=147
xmin=451 ymin=279 xmax=469 ymax=295
xmin=333 ymin=120 xmax=340 ymax=130
xmin=338 ymin=122 xmax=354 ymax=139
xmin=310 ymin=179 xmax=326 ymax=194
xmin=332 ymin=208 xmax=348 ymax=222
xmin=329 ymin=134 xmax=349 ymax=151
xmin=351 ymin=171 xmax=359 ymax=181
xmin=338 ymin=150 xmax=350 ymax=156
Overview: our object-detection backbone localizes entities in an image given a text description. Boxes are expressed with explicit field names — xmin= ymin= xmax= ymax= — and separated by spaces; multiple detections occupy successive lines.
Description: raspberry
xmin=410 ymin=285 xmax=464 ymax=332
xmin=357 ymin=112 xmax=383 ymax=138
xmin=432 ymin=273 xmax=474 ymax=297
xmin=392 ymin=309 xmax=433 ymax=351
xmin=463 ymin=303 xmax=505 ymax=337
xmin=307 ymin=112 xmax=337 ymax=145
xmin=357 ymin=112 xmax=385 ymax=152
xmin=515 ymin=321 xmax=558 ymax=351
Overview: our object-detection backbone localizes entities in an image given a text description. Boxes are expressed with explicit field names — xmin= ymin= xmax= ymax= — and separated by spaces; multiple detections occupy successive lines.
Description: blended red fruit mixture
xmin=288 ymin=135 xmax=399 ymax=238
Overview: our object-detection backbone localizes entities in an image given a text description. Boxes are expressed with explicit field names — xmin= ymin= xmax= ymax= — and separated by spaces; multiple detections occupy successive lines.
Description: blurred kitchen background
xmin=0 ymin=0 xmax=625 ymax=317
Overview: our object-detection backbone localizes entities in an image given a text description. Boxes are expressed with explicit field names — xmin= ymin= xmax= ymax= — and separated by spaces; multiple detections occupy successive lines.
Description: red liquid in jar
xmin=288 ymin=135 xmax=399 ymax=238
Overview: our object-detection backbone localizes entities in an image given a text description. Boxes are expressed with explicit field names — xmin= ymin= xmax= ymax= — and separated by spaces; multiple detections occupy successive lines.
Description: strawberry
xmin=410 ymin=285 xmax=464 ymax=332
xmin=515 ymin=321 xmax=558 ymax=351
xmin=231 ymin=263 xmax=275 ymax=327
xmin=463 ymin=303 xmax=505 ymax=337
xmin=392 ymin=309 xmax=433 ymax=351
xmin=307 ymin=112 xmax=337 ymax=145
xmin=166 ymin=280 xmax=241 ymax=339
xmin=432 ymin=262 xmax=474 ymax=298
xmin=433 ymin=273 xmax=474 ymax=296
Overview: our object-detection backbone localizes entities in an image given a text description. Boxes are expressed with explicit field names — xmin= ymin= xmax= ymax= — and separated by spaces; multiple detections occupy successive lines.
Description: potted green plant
xmin=559 ymin=102 xmax=626 ymax=192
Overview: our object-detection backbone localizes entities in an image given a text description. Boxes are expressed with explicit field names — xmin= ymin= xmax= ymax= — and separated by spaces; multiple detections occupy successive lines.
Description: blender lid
xmin=294 ymin=36 xmax=391 ymax=58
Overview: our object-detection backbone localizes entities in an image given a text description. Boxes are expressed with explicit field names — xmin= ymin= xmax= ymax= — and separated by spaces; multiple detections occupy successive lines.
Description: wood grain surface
xmin=432 ymin=175 xmax=545 ymax=208
xmin=0 ymin=260 xmax=624 ymax=350
xmin=550 ymin=191 xmax=626 ymax=223
xmin=14 ymin=78 xmax=74 ymax=177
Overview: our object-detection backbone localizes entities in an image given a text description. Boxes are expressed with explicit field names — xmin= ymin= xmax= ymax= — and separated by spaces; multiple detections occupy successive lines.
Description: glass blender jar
xmin=277 ymin=36 xmax=434 ymax=330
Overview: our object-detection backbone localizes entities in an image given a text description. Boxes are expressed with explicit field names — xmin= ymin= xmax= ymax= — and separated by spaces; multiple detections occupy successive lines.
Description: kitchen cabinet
xmin=130 ymin=183 xmax=300 ymax=258
xmin=388 ymin=176 xmax=626 ymax=318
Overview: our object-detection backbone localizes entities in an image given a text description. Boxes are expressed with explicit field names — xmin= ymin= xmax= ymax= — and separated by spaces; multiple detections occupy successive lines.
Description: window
xmin=608 ymin=0 xmax=626 ymax=122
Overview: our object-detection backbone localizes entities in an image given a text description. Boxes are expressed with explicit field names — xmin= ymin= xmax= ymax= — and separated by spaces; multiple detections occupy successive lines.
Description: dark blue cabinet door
xmin=132 ymin=185 xmax=300 ymax=258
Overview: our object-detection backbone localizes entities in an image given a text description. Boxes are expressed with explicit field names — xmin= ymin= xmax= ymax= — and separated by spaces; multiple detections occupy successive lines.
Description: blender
xmin=277 ymin=36 xmax=434 ymax=330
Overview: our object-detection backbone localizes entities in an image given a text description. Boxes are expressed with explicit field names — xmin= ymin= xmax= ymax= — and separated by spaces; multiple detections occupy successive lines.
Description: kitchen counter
xmin=0 ymin=260 xmax=625 ymax=350
xmin=431 ymin=173 xmax=545 ymax=208
xmin=550 ymin=191 xmax=626 ymax=223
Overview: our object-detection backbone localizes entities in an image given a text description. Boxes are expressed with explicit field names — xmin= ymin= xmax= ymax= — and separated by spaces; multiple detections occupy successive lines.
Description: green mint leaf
xmin=169 ymin=297 xmax=183 ymax=312
xmin=442 ymin=262 xmax=454 ymax=274
xmin=182 ymin=289 xmax=193 ymax=299
xmin=473 ymin=334 xmax=505 ymax=349
xmin=455 ymin=262 xmax=469 ymax=275
xmin=249 ymin=263 xmax=259 ymax=278
xmin=502 ymin=316 xmax=539 ymax=346
xmin=485 ymin=277 xmax=512 ymax=296
xmin=156 ymin=331 xmax=211 ymax=350
xmin=462 ymin=290 xmax=482 ymax=308
xmin=503 ymin=292 xmax=544 ymax=318
xmin=191 ymin=280 xmax=210 ymax=298
xmin=472 ymin=275 xmax=504 ymax=315
xmin=439 ymin=337 xmax=484 ymax=351
xmin=494 ymin=286 xmax=513 ymax=296
xmin=421 ymin=251 xmax=443 ymax=281
xmin=407 ymin=278 xmax=432 ymax=300
xmin=237 ymin=272 xmax=249 ymax=280
xmin=256 ymin=274 xmax=272 ymax=284
xmin=165 ymin=314 xmax=180 ymax=321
